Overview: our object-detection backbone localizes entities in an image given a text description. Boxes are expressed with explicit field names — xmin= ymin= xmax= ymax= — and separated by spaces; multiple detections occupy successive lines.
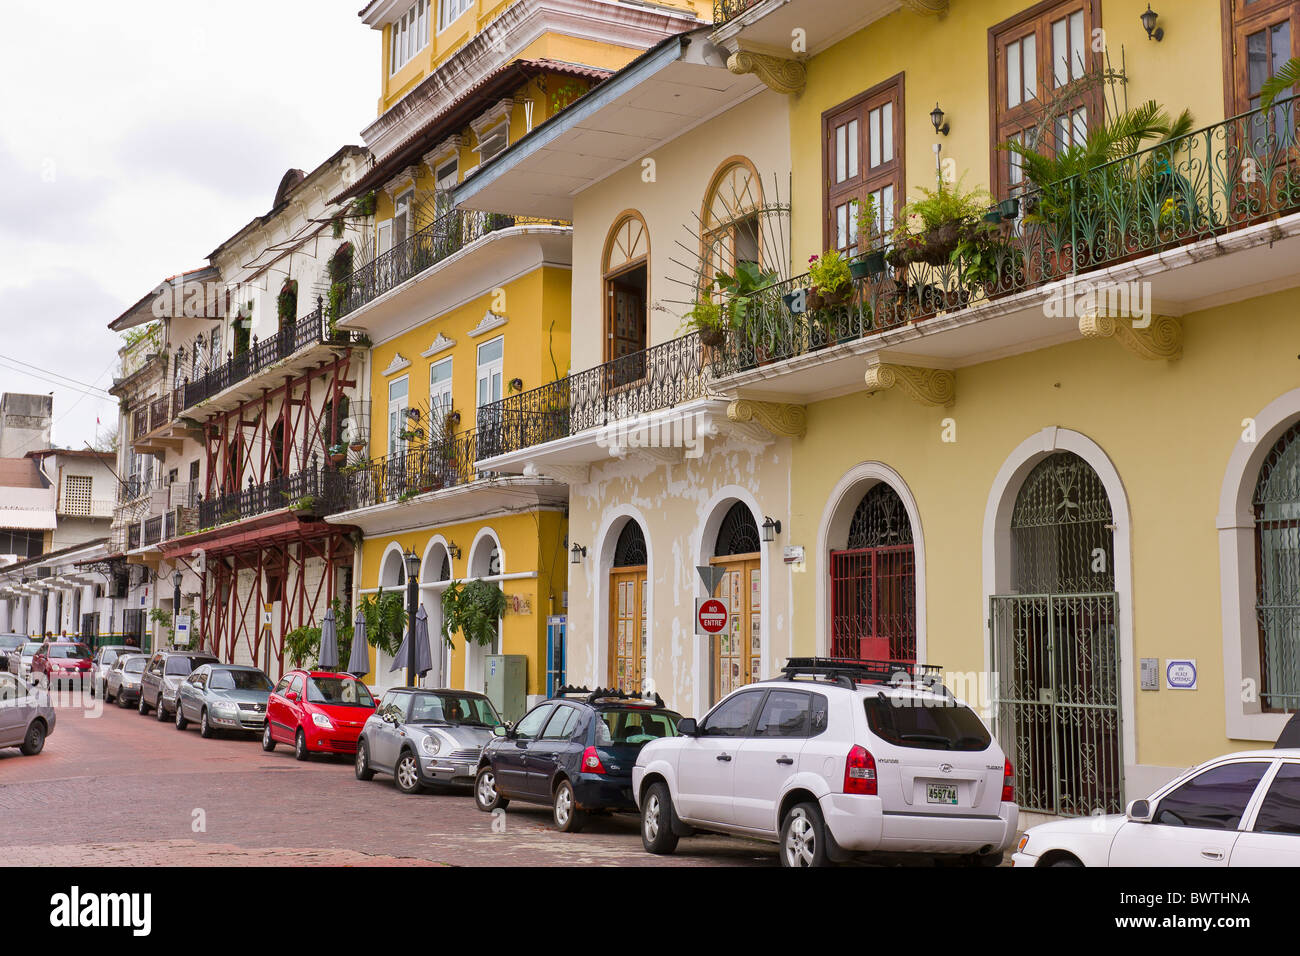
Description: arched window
xmin=700 ymin=158 xmax=763 ymax=288
xmin=993 ymin=450 xmax=1120 ymax=817
xmin=602 ymin=212 xmax=649 ymax=383
xmin=710 ymin=502 xmax=761 ymax=699
xmin=1254 ymin=422 xmax=1300 ymax=713
xmin=830 ymin=483 xmax=916 ymax=662
xmin=610 ymin=519 xmax=648 ymax=692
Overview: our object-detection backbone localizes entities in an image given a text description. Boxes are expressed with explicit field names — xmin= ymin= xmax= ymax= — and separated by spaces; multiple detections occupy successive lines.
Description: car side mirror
xmin=677 ymin=718 xmax=697 ymax=737
xmin=492 ymin=724 xmax=508 ymax=738
xmin=285 ymin=691 xmax=298 ymax=702
xmin=381 ymin=711 xmax=397 ymax=724
xmin=1126 ymin=799 xmax=1153 ymax=823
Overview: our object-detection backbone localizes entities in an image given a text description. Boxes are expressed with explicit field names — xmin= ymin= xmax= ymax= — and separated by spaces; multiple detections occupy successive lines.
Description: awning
xmin=0 ymin=508 xmax=57 ymax=531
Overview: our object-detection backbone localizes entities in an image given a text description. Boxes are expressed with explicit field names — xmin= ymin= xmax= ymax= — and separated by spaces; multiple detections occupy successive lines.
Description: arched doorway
xmin=991 ymin=451 xmax=1121 ymax=816
xmin=711 ymin=502 xmax=762 ymax=701
xmin=608 ymin=520 xmax=648 ymax=692
xmin=420 ymin=541 xmax=454 ymax=690
xmin=602 ymin=211 xmax=649 ymax=387
xmin=1253 ymin=421 xmax=1300 ymax=714
xmin=829 ymin=483 xmax=916 ymax=663
xmin=464 ymin=533 xmax=502 ymax=693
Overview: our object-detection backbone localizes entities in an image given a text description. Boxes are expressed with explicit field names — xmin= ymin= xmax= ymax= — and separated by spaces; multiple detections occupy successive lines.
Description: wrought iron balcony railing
xmin=712 ymin=101 xmax=1300 ymax=372
xmin=175 ymin=308 xmax=362 ymax=412
xmin=476 ymin=333 xmax=709 ymax=459
xmin=197 ymin=466 xmax=347 ymax=529
xmin=341 ymin=429 xmax=480 ymax=511
xmin=712 ymin=0 xmax=762 ymax=26
xmin=338 ymin=210 xmax=527 ymax=318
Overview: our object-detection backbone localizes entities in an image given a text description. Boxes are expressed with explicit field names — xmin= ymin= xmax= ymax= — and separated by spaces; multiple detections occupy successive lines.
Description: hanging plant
xmin=440 ymin=580 xmax=508 ymax=648
xmin=331 ymin=215 xmax=345 ymax=239
xmin=353 ymin=191 xmax=377 ymax=218
xmin=277 ymin=278 xmax=298 ymax=327
xmin=325 ymin=241 xmax=355 ymax=328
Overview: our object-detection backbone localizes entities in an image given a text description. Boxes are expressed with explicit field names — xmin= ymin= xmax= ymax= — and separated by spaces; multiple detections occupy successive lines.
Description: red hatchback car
xmin=262 ymin=669 xmax=376 ymax=761
xmin=30 ymin=642 xmax=93 ymax=689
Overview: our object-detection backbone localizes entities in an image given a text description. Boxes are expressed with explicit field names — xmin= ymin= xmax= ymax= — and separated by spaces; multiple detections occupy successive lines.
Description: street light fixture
xmin=1140 ymin=5 xmax=1163 ymax=42
xmin=930 ymin=102 xmax=950 ymax=136
xmin=570 ymin=542 xmax=587 ymax=565
xmin=172 ymin=569 xmax=183 ymax=648
xmin=761 ymin=517 xmax=782 ymax=543
xmin=403 ymin=548 xmax=420 ymax=687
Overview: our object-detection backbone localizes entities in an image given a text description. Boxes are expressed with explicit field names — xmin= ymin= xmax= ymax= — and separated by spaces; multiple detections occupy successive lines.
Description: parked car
xmin=90 ymin=645 xmax=142 ymax=698
xmin=138 ymin=650 xmax=220 ymax=720
xmin=0 ymin=671 xmax=55 ymax=756
xmin=175 ymin=664 xmax=273 ymax=738
xmin=633 ymin=658 xmax=1018 ymax=867
xmin=1013 ymin=749 xmax=1300 ymax=867
xmin=104 ymin=653 xmax=148 ymax=707
xmin=0 ymin=634 xmax=25 ymax=671
xmin=6 ymin=642 xmax=40 ymax=681
xmin=29 ymin=641 xmax=93 ymax=690
xmin=262 ymin=669 xmax=376 ymax=760
xmin=474 ymin=687 xmax=681 ymax=832
xmin=357 ymin=687 xmax=503 ymax=794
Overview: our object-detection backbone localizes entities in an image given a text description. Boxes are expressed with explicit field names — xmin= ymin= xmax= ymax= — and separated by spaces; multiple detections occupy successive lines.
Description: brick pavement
xmin=0 ymin=697 xmax=774 ymax=867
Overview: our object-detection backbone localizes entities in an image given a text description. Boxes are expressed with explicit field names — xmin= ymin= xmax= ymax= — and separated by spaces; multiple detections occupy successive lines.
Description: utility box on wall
xmin=484 ymin=654 xmax=527 ymax=724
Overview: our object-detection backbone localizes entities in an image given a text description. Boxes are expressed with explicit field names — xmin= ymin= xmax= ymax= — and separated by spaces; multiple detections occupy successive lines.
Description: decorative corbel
xmin=1078 ymin=312 xmax=1182 ymax=361
xmin=900 ymin=0 xmax=949 ymax=14
xmin=726 ymin=400 xmax=807 ymax=439
xmin=863 ymin=363 xmax=956 ymax=407
xmin=726 ymin=51 xmax=806 ymax=96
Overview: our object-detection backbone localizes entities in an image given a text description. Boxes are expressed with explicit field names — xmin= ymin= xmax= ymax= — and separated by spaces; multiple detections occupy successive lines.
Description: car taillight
xmin=581 ymin=746 xmax=606 ymax=774
xmin=844 ymin=745 xmax=876 ymax=795
xmin=1002 ymin=758 xmax=1014 ymax=802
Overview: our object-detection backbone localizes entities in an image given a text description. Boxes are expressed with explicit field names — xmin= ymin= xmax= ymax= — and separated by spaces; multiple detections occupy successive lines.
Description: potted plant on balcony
xmin=680 ymin=297 xmax=728 ymax=348
xmin=277 ymin=278 xmax=298 ymax=330
xmin=328 ymin=442 xmax=347 ymax=465
xmin=325 ymin=241 xmax=354 ymax=331
xmin=891 ymin=176 xmax=994 ymax=268
xmin=850 ymin=195 xmax=888 ymax=281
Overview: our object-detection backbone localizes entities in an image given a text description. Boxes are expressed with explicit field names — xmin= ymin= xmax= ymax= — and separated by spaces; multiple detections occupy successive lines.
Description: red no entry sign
xmin=696 ymin=598 xmax=729 ymax=635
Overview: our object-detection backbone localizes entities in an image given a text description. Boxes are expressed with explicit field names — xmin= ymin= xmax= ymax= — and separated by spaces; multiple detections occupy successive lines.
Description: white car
xmin=1013 ymin=749 xmax=1300 ymax=867
xmin=633 ymin=658 xmax=1018 ymax=867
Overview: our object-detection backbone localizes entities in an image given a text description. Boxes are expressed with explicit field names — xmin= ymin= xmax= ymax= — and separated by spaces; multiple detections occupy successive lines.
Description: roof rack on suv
xmin=778 ymin=657 xmax=946 ymax=693
xmin=555 ymin=684 xmax=666 ymax=708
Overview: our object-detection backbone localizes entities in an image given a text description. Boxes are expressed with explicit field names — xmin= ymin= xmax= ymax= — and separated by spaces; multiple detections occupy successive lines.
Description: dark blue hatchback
xmin=473 ymin=687 xmax=679 ymax=832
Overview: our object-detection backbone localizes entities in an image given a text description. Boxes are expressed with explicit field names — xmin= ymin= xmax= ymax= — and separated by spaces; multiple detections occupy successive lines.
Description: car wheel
xmin=474 ymin=766 xmax=508 ymax=812
xmin=104 ymin=685 xmax=114 ymax=704
xmin=355 ymin=740 xmax=375 ymax=781
xmin=138 ymin=691 xmax=149 ymax=715
xmin=395 ymin=751 xmax=423 ymax=795
xmin=641 ymin=782 xmax=680 ymax=855
xmin=552 ymin=779 xmax=586 ymax=833
xmin=294 ymin=729 xmax=309 ymax=761
xmin=261 ymin=723 xmax=276 ymax=752
xmin=1048 ymin=856 xmax=1084 ymax=867
xmin=779 ymin=802 xmax=830 ymax=868
xmin=19 ymin=721 xmax=46 ymax=756
xmin=117 ymin=690 xmax=130 ymax=709
xmin=156 ymin=694 xmax=169 ymax=722
xmin=174 ymin=701 xmax=188 ymax=731
xmin=199 ymin=709 xmax=213 ymax=739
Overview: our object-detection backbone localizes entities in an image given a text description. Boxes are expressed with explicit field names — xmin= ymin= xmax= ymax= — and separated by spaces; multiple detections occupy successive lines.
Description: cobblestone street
xmin=0 ymin=697 xmax=774 ymax=867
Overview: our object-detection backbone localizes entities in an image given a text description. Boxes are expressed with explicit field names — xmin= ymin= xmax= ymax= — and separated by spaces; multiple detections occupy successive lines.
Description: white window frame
xmin=430 ymin=358 xmax=453 ymax=431
xmin=390 ymin=0 xmax=430 ymax=75
xmin=438 ymin=0 xmax=472 ymax=33
xmin=476 ymin=336 xmax=503 ymax=413
xmin=388 ymin=376 xmax=410 ymax=457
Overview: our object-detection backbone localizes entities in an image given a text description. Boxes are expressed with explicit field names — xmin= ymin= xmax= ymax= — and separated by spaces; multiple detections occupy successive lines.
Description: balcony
xmin=705 ymin=102 xmax=1300 ymax=395
xmin=197 ymin=467 xmax=346 ymax=529
xmin=338 ymin=210 xmax=530 ymax=320
xmin=175 ymin=307 xmax=363 ymax=415
xmin=477 ymin=333 xmax=711 ymax=460
xmin=341 ymin=430 xmax=480 ymax=510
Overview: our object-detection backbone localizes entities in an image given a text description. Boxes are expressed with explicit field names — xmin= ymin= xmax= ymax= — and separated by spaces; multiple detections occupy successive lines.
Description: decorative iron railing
xmin=175 ymin=308 xmax=361 ymax=412
xmin=127 ymin=524 xmax=142 ymax=550
xmin=341 ymin=430 xmax=480 ymax=511
xmin=197 ymin=466 xmax=347 ymax=529
xmin=713 ymin=101 xmax=1300 ymax=372
xmin=339 ymin=210 xmax=526 ymax=318
xmin=148 ymin=394 xmax=171 ymax=433
xmin=477 ymin=333 xmax=709 ymax=459
xmin=131 ymin=407 xmax=149 ymax=441
xmin=712 ymin=0 xmax=763 ymax=26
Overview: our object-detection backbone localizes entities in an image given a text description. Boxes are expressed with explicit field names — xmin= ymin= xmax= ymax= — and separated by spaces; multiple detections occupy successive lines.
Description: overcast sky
xmin=0 ymin=0 xmax=377 ymax=456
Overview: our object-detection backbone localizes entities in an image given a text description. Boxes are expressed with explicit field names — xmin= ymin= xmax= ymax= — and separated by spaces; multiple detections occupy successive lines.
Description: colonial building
xmin=461 ymin=0 xmax=1300 ymax=820
xmin=325 ymin=0 xmax=708 ymax=711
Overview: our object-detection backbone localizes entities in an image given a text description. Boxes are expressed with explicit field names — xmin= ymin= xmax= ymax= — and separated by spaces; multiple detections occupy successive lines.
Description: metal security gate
xmin=992 ymin=452 xmax=1123 ymax=816
xmin=991 ymin=592 xmax=1122 ymax=815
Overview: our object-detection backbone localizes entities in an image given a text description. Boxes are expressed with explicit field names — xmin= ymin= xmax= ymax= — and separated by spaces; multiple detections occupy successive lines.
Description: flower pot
xmin=850 ymin=251 xmax=886 ymax=280
xmin=349 ymin=441 xmax=366 ymax=452
xmin=998 ymin=198 xmax=1021 ymax=221
xmin=699 ymin=326 xmax=725 ymax=348
xmin=914 ymin=221 xmax=963 ymax=266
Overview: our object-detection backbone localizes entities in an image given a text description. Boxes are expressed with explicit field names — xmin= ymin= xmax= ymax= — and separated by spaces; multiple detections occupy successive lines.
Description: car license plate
xmin=926 ymin=783 xmax=958 ymax=805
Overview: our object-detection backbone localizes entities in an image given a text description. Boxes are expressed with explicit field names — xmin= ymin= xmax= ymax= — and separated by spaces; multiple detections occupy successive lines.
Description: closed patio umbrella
xmin=346 ymin=609 xmax=370 ymax=677
xmin=317 ymin=606 xmax=339 ymax=670
xmin=389 ymin=605 xmax=433 ymax=679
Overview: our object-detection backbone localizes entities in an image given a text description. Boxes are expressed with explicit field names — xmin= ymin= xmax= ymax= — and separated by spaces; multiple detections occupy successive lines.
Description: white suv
xmin=633 ymin=659 xmax=1018 ymax=867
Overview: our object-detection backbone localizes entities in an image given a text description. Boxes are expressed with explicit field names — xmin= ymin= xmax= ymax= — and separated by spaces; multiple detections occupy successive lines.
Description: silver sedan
xmin=105 ymin=653 xmax=149 ymax=707
xmin=175 ymin=664 xmax=274 ymax=738
xmin=0 ymin=671 xmax=55 ymax=756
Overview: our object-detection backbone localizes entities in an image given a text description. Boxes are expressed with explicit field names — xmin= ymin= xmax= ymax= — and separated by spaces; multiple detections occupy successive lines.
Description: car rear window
xmin=864 ymin=696 xmax=992 ymax=752
xmin=48 ymin=644 xmax=91 ymax=659
xmin=123 ymin=658 xmax=147 ymax=673
xmin=165 ymin=657 xmax=198 ymax=676
xmin=595 ymin=708 xmax=678 ymax=745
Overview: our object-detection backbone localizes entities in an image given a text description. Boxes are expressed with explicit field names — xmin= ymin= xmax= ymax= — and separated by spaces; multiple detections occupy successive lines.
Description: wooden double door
xmin=712 ymin=555 xmax=761 ymax=702
xmin=609 ymin=567 xmax=646 ymax=692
